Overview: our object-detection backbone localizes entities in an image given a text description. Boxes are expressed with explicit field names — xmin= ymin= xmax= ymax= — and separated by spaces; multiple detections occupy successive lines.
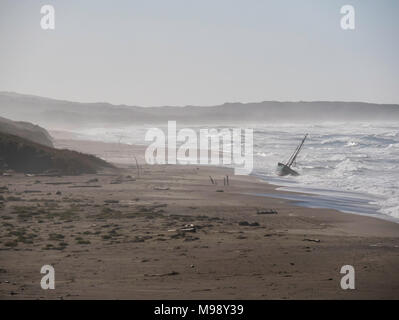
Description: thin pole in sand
xmin=134 ymin=156 xmax=140 ymax=177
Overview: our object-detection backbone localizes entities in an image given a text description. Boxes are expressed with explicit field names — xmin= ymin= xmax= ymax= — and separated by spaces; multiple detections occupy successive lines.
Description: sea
xmin=66 ymin=121 xmax=399 ymax=222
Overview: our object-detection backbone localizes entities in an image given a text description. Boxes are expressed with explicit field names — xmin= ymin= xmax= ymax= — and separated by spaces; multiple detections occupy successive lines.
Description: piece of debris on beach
xmin=303 ymin=238 xmax=321 ymax=243
xmin=144 ymin=271 xmax=179 ymax=277
xmin=238 ymin=221 xmax=260 ymax=227
xmin=257 ymin=209 xmax=278 ymax=215
xmin=180 ymin=224 xmax=196 ymax=232
xmin=154 ymin=186 xmax=170 ymax=191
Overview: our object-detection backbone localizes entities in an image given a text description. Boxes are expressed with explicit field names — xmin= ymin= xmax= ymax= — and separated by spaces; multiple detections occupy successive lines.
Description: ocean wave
xmin=72 ymin=122 xmax=399 ymax=220
xmin=251 ymin=123 xmax=399 ymax=220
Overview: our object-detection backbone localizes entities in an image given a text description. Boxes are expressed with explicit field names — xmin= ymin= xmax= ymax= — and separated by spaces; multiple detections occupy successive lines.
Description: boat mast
xmin=286 ymin=134 xmax=308 ymax=167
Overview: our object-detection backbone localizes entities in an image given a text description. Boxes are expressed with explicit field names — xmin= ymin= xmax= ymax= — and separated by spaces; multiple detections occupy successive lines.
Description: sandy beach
xmin=0 ymin=139 xmax=398 ymax=299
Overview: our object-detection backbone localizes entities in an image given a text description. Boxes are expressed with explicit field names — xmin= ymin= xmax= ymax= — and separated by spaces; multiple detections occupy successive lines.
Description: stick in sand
xmin=134 ymin=156 xmax=140 ymax=177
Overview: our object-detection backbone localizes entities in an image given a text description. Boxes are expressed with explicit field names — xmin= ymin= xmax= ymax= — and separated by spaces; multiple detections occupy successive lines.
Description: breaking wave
xmin=252 ymin=122 xmax=399 ymax=220
xmin=70 ymin=122 xmax=399 ymax=220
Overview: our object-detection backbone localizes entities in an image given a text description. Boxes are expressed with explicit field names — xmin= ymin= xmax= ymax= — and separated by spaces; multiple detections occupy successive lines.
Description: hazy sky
xmin=0 ymin=0 xmax=398 ymax=106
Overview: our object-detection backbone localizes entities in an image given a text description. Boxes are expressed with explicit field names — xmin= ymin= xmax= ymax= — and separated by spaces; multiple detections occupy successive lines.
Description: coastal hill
xmin=0 ymin=116 xmax=53 ymax=147
xmin=1 ymin=92 xmax=399 ymax=129
xmin=0 ymin=131 xmax=113 ymax=175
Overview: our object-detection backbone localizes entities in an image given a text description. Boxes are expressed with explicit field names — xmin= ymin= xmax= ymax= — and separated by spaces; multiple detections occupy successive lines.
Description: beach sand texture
xmin=0 ymin=140 xmax=398 ymax=299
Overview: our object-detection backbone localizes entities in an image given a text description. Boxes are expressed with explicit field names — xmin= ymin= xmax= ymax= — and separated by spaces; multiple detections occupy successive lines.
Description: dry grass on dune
xmin=0 ymin=132 xmax=113 ymax=175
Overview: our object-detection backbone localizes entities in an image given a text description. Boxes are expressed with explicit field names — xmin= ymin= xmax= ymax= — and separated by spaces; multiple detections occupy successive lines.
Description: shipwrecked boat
xmin=277 ymin=134 xmax=308 ymax=176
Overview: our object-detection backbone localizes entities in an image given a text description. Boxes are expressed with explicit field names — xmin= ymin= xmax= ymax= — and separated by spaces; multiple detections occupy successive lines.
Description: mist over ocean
xmin=63 ymin=121 xmax=399 ymax=220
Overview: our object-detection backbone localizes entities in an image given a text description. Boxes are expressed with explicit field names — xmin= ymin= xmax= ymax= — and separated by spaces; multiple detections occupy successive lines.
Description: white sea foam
xmin=70 ymin=122 xmax=399 ymax=220
xmin=251 ymin=122 xmax=399 ymax=220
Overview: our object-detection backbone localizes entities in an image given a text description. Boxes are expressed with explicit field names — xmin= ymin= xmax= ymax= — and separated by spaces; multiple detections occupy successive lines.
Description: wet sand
xmin=0 ymin=139 xmax=398 ymax=299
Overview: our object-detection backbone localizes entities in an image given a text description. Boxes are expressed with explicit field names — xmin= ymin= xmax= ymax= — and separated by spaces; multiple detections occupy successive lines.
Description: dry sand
xmin=0 ymin=139 xmax=398 ymax=299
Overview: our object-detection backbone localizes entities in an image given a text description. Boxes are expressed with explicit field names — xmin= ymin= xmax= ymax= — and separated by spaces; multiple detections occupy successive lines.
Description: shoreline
xmin=55 ymin=137 xmax=397 ymax=224
xmin=250 ymin=176 xmax=398 ymax=224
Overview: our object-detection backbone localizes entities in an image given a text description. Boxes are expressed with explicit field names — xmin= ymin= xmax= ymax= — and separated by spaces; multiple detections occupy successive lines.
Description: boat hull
xmin=277 ymin=162 xmax=299 ymax=176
